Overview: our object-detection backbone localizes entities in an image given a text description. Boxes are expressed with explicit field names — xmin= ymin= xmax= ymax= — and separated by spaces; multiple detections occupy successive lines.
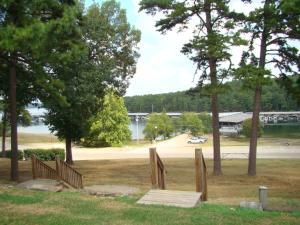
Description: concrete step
xmin=137 ymin=189 xmax=202 ymax=208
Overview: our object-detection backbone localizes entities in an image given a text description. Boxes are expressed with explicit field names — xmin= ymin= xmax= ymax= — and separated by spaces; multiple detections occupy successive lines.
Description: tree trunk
xmin=205 ymin=1 xmax=221 ymax=175
xmin=9 ymin=55 xmax=18 ymax=181
xmin=248 ymin=87 xmax=262 ymax=176
xmin=65 ymin=137 xmax=73 ymax=165
xmin=211 ymin=93 xmax=221 ymax=175
xmin=248 ymin=1 xmax=268 ymax=176
xmin=1 ymin=109 xmax=7 ymax=157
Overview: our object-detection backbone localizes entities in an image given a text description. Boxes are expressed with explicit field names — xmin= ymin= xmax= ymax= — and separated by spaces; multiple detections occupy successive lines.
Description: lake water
xmin=18 ymin=121 xmax=300 ymax=140
xmin=19 ymin=121 xmax=146 ymax=140
xmin=263 ymin=123 xmax=300 ymax=138
xmin=18 ymin=125 xmax=52 ymax=134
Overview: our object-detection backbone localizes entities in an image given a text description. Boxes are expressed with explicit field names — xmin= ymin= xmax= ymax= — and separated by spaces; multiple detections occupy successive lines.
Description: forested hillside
xmin=125 ymin=80 xmax=299 ymax=112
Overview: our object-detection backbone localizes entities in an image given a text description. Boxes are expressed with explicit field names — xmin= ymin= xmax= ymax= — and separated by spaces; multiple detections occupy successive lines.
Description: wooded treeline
xmin=0 ymin=0 xmax=140 ymax=180
xmin=125 ymin=79 xmax=299 ymax=113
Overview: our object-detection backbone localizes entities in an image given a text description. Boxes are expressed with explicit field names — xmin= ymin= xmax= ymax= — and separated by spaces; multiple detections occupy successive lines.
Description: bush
xmin=4 ymin=150 xmax=24 ymax=160
xmin=24 ymin=148 xmax=65 ymax=161
xmin=82 ymin=91 xmax=131 ymax=147
xmin=198 ymin=113 xmax=212 ymax=134
xmin=143 ymin=112 xmax=174 ymax=141
xmin=242 ymin=118 xmax=263 ymax=138
xmin=180 ymin=112 xmax=204 ymax=136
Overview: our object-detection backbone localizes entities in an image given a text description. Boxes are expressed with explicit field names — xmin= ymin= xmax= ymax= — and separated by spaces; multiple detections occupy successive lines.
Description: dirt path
xmin=17 ymin=134 xmax=300 ymax=160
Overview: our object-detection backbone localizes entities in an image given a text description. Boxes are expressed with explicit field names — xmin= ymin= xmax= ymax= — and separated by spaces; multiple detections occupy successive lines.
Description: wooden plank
xmin=31 ymin=155 xmax=36 ymax=179
xmin=149 ymin=148 xmax=158 ymax=189
xmin=137 ymin=190 xmax=202 ymax=208
xmin=202 ymin=157 xmax=208 ymax=201
xmin=161 ymin=167 xmax=166 ymax=189
xmin=55 ymin=156 xmax=61 ymax=179
xmin=195 ymin=148 xmax=202 ymax=193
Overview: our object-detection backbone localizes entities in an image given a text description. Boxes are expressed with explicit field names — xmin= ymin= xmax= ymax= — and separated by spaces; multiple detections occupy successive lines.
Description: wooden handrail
xmin=195 ymin=148 xmax=208 ymax=201
xmin=156 ymin=153 xmax=164 ymax=171
xmin=149 ymin=148 xmax=166 ymax=189
xmin=56 ymin=156 xmax=83 ymax=189
xmin=31 ymin=155 xmax=58 ymax=180
xmin=31 ymin=154 xmax=83 ymax=189
xmin=148 ymin=147 xmax=208 ymax=201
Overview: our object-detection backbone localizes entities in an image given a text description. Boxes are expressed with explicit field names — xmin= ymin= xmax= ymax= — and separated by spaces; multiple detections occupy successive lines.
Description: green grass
xmin=16 ymin=133 xmax=60 ymax=144
xmin=0 ymin=158 xmax=300 ymax=224
xmin=124 ymin=139 xmax=150 ymax=147
xmin=3 ymin=131 xmax=300 ymax=148
xmin=1 ymin=158 xmax=300 ymax=211
xmin=0 ymin=188 xmax=299 ymax=225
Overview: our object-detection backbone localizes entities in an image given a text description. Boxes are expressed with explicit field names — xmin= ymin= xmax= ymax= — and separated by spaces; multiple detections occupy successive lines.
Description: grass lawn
xmin=0 ymin=158 xmax=299 ymax=212
xmin=11 ymin=133 xmax=60 ymax=144
xmin=0 ymin=187 xmax=299 ymax=225
xmin=3 ymin=132 xmax=300 ymax=149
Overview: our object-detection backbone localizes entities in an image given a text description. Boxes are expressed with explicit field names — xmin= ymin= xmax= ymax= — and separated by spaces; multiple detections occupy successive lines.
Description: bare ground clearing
xmin=0 ymin=158 xmax=299 ymax=211
xmin=12 ymin=134 xmax=300 ymax=160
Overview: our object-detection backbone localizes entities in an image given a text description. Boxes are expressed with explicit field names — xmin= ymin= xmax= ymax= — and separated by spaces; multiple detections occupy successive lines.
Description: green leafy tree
xmin=279 ymin=75 xmax=300 ymax=105
xmin=1 ymin=107 xmax=32 ymax=157
xmin=171 ymin=117 xmax=181 ymax=134
xmin=159 ymin=112 xmax=175 ymax=139
xmin=0 ymin=100 xmax=8 ymax=157
xmin=82 ymin=91 xmax=131 ymax=147
xmin=143 ymin=113 xmax=174 ymax=141
xmin=180 ymin=112 xmax=204 ymax=136
xmin=235 ymin=0 xmax=300 ymax=176
xmin=143 ymin=114 xmax=160 ymax=141
xmin=44 ymin=1 xmax=140 ymax=164
xmin=124 ymin=79 xmax=299 ymax=112
xmin=140 ymin=0 xmax=246 ymax=175
xmin=19 ymin=109 xmax=32 ymax=127
xmin=242 ymin=119 xmax=263 ymax=138
xmin=0 ymin=0 xmax=78 ymax=179
xmin=198 ymin=113 xmax=212 ymax=134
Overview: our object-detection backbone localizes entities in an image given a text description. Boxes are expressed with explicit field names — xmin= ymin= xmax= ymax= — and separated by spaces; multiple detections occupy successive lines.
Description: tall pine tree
xmin=235 ymin=0 xmax=300 ymax=175
xmin=0 ymin=0 xmax=80 ymax=180
xmin=140 ymin=0 xmax=246 ymax=175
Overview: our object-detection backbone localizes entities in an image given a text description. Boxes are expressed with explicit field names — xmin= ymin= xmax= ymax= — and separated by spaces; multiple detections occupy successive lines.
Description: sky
xmin=84 ymin=0 xmax=265 ymax=97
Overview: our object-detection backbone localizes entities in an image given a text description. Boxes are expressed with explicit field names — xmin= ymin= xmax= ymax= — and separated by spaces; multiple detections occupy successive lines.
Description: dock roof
xmin=219 ymin=113 xmax=252 ymax=123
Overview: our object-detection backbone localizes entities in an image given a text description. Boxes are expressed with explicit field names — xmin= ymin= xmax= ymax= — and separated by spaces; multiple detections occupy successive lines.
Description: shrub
xmin=82 ymin=91 xmax=131 ymax=147
xmin=198 ymin=113 xmax=212 ymax=134
xmin=242 ymin=118 xmax=263 ymax=138
xmin=4 ymin=150 xmax=24 ymax=160
xmin=143 ymin=112 xmax=174 ymax=141
xmin=24 ymin=148 xmax=65 ymax=161
xmin=180 ymin=112 xmax=204 ymax=136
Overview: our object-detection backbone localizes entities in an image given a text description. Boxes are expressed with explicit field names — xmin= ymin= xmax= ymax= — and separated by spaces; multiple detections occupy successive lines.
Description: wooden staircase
xmin=31 ymin=155 xmax=83 ymax=189
xmin=138 ymin=148 xmax=207 ymax=208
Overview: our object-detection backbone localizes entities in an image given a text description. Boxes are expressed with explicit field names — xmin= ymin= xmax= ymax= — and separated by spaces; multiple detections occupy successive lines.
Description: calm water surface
xmin=19 ymin=121 xmax=146 ymax=140
xmin=263 ymin=123 xmax=300 ymax=138
xmin=18 ymin=121 xmax=300 ymax=140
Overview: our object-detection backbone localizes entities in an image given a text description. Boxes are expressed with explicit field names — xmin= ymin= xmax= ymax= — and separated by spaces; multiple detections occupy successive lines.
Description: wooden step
xmin=137 ymin=189 xmax=202 ymax=208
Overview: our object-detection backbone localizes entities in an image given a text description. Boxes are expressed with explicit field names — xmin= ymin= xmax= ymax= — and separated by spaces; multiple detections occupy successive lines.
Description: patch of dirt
xmin=84 ymin=185 xmax=140 ymax=197
xmin=16 ymin=179 xmax=65 ymax=192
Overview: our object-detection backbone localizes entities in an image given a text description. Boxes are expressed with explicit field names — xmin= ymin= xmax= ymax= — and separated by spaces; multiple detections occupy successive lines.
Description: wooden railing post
xmin=202 ymin=156 xmax=208 ymax=201
xmin=195 ymin=148 xmax=203 ymax=193
xmin=162 ymin=166 xmax=166 ymax=189
xmin=30 ymin=154 xmax=83 ymax=189
xmin=55 ymin=156 xmax=61 ymax=180
xmin=195 ymin=148 xmax=207 ymax=201
xmin=32 ymin=155 xmax=36 ymax=179
xmin=150 ymin=148 xmax=159 ymax=189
